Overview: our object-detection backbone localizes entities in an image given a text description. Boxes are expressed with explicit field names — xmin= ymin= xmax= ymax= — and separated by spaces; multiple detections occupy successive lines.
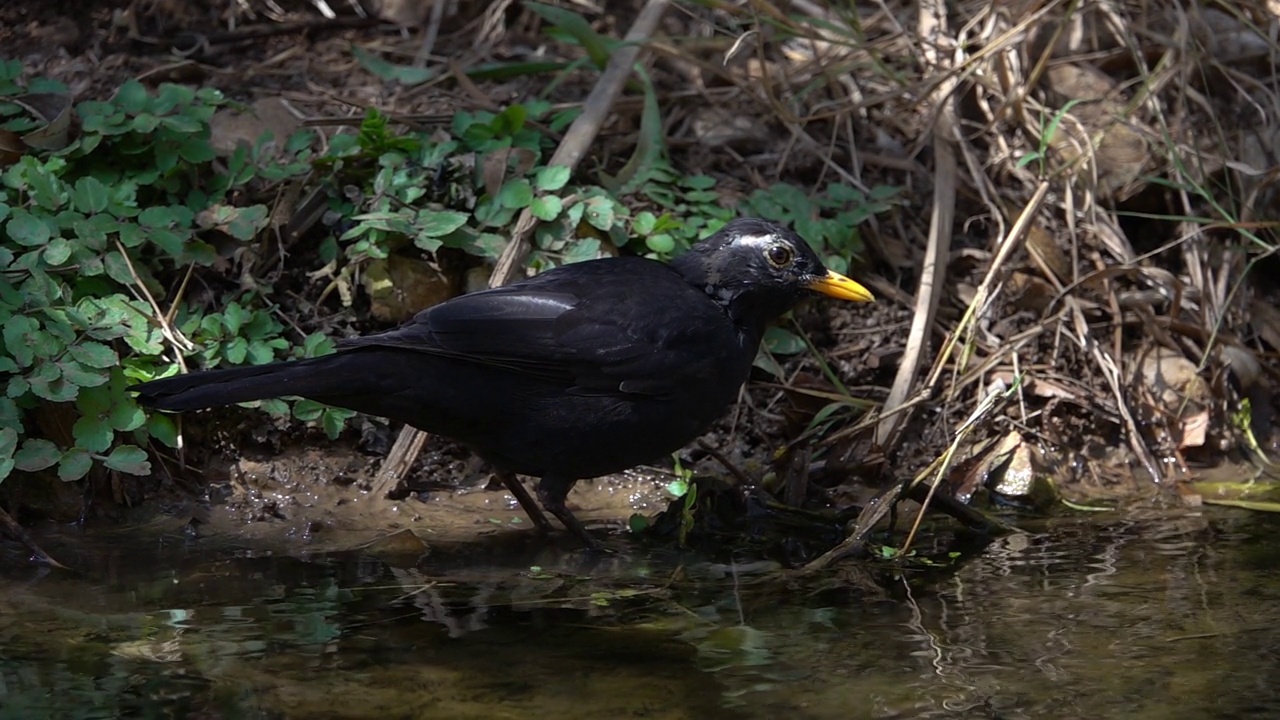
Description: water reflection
xmin=2 ymin=508 xmax=1278 ymax=719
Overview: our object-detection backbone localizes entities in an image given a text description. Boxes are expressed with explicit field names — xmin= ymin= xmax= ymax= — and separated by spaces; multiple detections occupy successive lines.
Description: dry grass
xmin=573 ymin=0 xmax=1280 ymax=544
xmin=689 ymin=0 xmax=1280 ymax=530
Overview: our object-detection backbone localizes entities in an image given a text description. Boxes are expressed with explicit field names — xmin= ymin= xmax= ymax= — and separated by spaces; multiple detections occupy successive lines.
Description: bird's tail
xmin=131 ymin=354 xmax=359 ymax=412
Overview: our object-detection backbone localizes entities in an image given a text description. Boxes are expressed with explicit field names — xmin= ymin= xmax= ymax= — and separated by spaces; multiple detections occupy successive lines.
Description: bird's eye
xmin=765 ymin=244 xmax=793 ymax=268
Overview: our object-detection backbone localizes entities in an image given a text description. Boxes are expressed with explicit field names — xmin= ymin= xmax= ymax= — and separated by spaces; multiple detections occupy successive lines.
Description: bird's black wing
xmin=338 ymin=258 xmax=736 ymax=398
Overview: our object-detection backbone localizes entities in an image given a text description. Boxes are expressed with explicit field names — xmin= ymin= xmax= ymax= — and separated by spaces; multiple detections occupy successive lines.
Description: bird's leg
xmin=536 ymin=476 xmax=598 ymax=549
xmin=495 ymin=470 xmax=554 ymax=534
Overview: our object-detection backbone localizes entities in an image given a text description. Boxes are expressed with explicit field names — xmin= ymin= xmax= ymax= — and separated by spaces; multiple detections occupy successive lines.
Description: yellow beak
xmin=808 ymin=270 xmax=875 ymax=302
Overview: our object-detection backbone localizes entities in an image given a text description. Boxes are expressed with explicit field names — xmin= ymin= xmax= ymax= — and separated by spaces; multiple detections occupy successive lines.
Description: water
xmin=2 ymin=507 xmax=1279 ymax=719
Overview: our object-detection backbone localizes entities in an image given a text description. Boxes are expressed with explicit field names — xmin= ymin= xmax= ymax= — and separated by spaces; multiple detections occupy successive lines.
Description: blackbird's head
xmin=673 ymin=218 xmax=874 ymax=328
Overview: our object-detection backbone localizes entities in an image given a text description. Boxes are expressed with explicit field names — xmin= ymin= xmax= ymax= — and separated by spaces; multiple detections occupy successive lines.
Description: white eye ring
xmin=765 ymin=244 xmax=793 ymax=268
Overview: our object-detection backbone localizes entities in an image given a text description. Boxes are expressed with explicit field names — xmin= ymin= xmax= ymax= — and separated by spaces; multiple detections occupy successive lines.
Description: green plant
xmin=0 ymin=67 xmax=316 ymax=485
xmin=1016 ymin=98 xmax=1086 ymax=176
xmin=742 ymin=181 xmax=899 ymax=275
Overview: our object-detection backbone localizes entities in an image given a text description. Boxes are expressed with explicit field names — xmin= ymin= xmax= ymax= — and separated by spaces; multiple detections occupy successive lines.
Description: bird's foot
xmin=496 ymin=472 xmax=555 ymax=534
xmin=536 ymin=477 xmax=600 ymax=551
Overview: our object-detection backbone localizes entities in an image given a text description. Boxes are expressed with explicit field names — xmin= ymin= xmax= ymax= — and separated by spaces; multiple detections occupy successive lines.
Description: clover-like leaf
xmin=6 ymin=209 xmax=52 ymax=246
xmin=293 ymin=399 xmax=324 ymax=422
xmin=763 ymin=326 xmax=806 ymax=355
xmin=418 ymin=209 xmax=469 ymax=238
xmin=14 ymin=438 xmax=61 ymax=472
xmin=583 ymin=196 xmax=615 ymax=231
xmin=145 ymin=413 xmax=179 ymax=449
xmin=530 ymin=195 xmax=562 ymax=222
xmin=497 ymin=178 xmax=534 ymax=210
xmin=72 ymin=414 xmax=114 ymax=454
xmin=43 ymin=237 xmax=72 ymax=265
xmin=68 ymin=341 xmax=119 ymax=369
xmin=58 ymin=449 xmax=92 ymax=481
xmin=534 ymin=165 xmax=571 ymax=192
xmin=104 ymin=445 xmax=150 ymax=476
xmin=59 ymin=360 xmax=109 ymax=388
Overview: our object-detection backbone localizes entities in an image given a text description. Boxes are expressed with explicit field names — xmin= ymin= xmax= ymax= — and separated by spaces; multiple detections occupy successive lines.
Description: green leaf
xmin=763 ymin=326 xmax=806 ymax=355
xmin=473 ymin=197 xmax=516 ymax=228
xmin=14 ymin=438 xmax=61 ymax=472
xmin=246 ymin=339 xmax=276 ymax=365
xmin=7 ymin=375 xmax=30 ymax=398
xmin=28 ymin=365 xmax=78 ymax=403
xmin=0 ymin=398 xmax=18 ymax=428
xmin=322 ymin=408 xmax=352 ymax=439
xmin=681 ymin=174 xmax=716 ymax=190
xmin=645 ymin=233 xmax=674 ymax=254
xmin=73 ymin=415 xmax=114 ymax=453
xmin=72 ymin=176 xmax=110 ymax=213
xmin=196 ymin=204 xmax=268 ymax=241
xmin=489 ymin=104 xmax=527 ymax=137
xmin=666 ymin=478 xmax=689 ymax=498
xmin=104 ymin=445 xmax=150 ymax=476
xmin=222 ymin=302 xmax=249 ymax=335
xmin=562 ymin=238 xmax=600 ymax=264
xmin=101 ymin=251 xmax=133 ymax=284
xmin=139 ymin=205 xmax=179 ymax=227
xmin=148 ymin=228 xmax=188 ymax=257
xmin=159 ymin=114 xmax=203 ymax=133
xmin=293 ymin=399 xmax=324 ymax=422
xmin=525 ymin=2 xmax=612 ymax=69
xmin=15 ymin=157 xmax=67 ymax=209
xmin=497 ymin=178 xmax=534 ymax=209
xmin=76 ymin=382 xmax=111 ymax=416
xmin=59 ymin=360 xmax=108 ymax=388
xmin=229 ymin=205 xmax=268 ymax=240
xmin=583 ymin=196 xmax=615 ymax=231
xmin=224 ymin=336 xmax=249 ymax=364
xmin=154 ymin=83 xmax=196 ymax=113
xmin=627 ymin=513 xmax=650 ymax=533
xmin=42 ymin=237 xmax=72 ymax=265
xmin=116 ymin=222 xmax=145 ymax=248
xmin=146 ymin=413 xmax=179 ymax=448
xmin=178 ymin=138 xmax=216 ymax=164
xmin=6 ymin=209 xmax=52 ymax=246
xmin=534 ymin=165 xmax=571 ymax=192
xmin=131 ymin=113 xmax=159 ymax=133
xmin=352 ymin=46 xmax=435 ymax=85
xmin=565 ymin=201 xmax=585 ymax=227
xmin=109 ymin=400 xmax=145 ymax=432
xmin=633 ymin=211 xmax=657 ymax=235
xmin=462 ymin=232 xmax=507 ymax=259
xmin=58 ymin=449 xmax=92 ymax=481
xmin=3 ymin=315 xmax=39 ymax=367
xmin=350 ymin=47 xmax=435 ymax=83
xmin=114 ymin=80 xmax=148 ymax=113
xmin=869 ymin=184 xmax=901 ymax=201
xmin=530 ymin=195 xmax=562 ymax=221
xmin=20 ymin=271 xmax=63 ymax=311
xmin=259 ymin=398 xmax=289 ymax=416
xmin=0 ymin=427 xmax=16 ymax=464
xmin=301 ymin=332 xmax=335 ymax=358
xmin=68 ymin=341 xmax=119 ymax=369
xmin=417 ymin=209 xmax=469 ymax=237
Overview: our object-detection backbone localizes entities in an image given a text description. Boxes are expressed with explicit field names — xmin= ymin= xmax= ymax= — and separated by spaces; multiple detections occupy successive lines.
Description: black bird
xmin=132 ymin=218 xmax=874 ymax=546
